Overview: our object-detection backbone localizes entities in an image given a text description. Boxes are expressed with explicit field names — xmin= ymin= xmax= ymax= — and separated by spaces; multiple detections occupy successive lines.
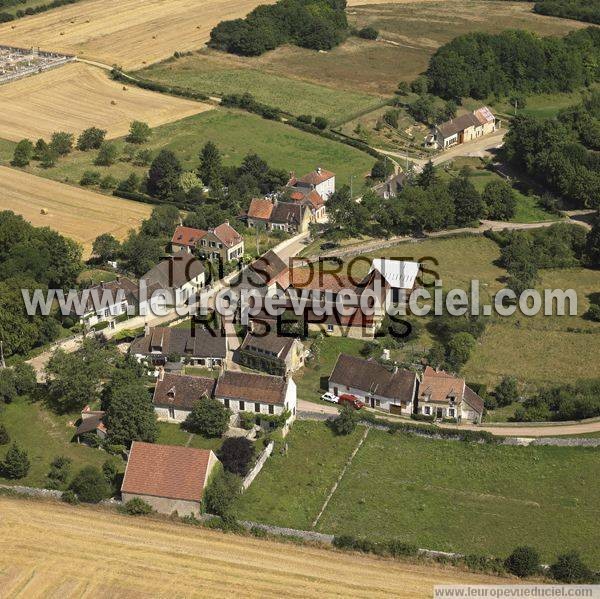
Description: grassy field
xmin=156 ymin=422 xmax=223 ymax=451
xmin=139 ymin=52 xmax=386 ymax=122
xmin=317 ymin=428 xmax=600 ymax=566
xmin=0 ymin=63 xmax=211 ymax=142
xmin=3 ymin=109 xmax=375 ymax=194
xmin=0 ymin=165 xmax=152 ymax=257
xmin=0 ymin=495 xmax=506 ymax=598
xmin=0 ymin=396 xmax=121 ymax=489
xmin=236 ymin=422 xmax=600 ymax=565
xmin=344 ymin=234 xmax=600 ymax=389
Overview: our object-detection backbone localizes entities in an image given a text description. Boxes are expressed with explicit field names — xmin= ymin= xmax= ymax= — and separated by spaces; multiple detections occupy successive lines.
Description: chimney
xmin=225 ymin=220 xmax=229 ymax=226
xmin=316 ymin=167 xmax=321 ymax=175
xmin=158 ymin=367 xmax=165 ymax=382
xmin=100 ymin=280 xmax=104 ymax=289
xmin=144 ymin=322 xmax=150 ymax=337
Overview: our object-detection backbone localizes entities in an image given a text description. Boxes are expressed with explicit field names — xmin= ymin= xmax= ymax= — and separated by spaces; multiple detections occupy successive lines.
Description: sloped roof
xmin=76 ymin=277 xmax=139 ymax=312
xmin=369 ymin=259 xmax=420 ymax=290
xmin=270 ymin=202 xmax=308 ymax=225
xmin=436 ymin=112 xmax=481 ymax=139
xmin=121 ymin=442 xmax=216 ymax=502
xmin=249 ymin=250 xmax=288 ymax=287
xmin=240 ymin=329 xmax=297 ymax=360
xmin=419 ymin=366 xmax=466 ymax=403
xmin=329 ymin=354 xmax=416 ymax=401
xmin=215 ymin=371 xmax=288 ymax=405
xmin=289 ymin=188 xmax=325 ymax=210
xmin=141 ymin=250 xmax=205 ymax=290
xmin=153 ymin=373 xmax=216 ymax=410
xmin=463 ymin=385 xmax=485 ymax=415
xmin=247 ymin=198 xmax=274 ymax=220
xmin=290 ymin=269 xmax=361 ymax=294
xmin=474 ymin=106 xmax=495 ymax=125
xmin=75 ymin=412 xmax=106 ymax=435
xmin=211 ymin=222 xmax=243 ymax=248
xmin=130 ymin=326 xmax=227 ymax=359
xmin=298 ymin=168 xmax=335 ymax=186
xmin=171 ymin=226 xmax=206 ymax=247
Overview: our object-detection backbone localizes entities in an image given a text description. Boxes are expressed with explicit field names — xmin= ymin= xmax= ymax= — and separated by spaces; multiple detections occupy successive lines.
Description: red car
xmin=338 ymin=394 xmax=365 ymax=410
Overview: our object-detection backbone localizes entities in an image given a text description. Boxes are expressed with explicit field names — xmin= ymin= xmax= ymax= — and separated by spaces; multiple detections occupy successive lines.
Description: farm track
xmin=0 ymin=495 xmax=507 ymax=598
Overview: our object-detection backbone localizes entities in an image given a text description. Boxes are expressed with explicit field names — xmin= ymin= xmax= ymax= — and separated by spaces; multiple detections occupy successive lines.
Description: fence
xmin=242 ymin=441 xmax=274 ymax=491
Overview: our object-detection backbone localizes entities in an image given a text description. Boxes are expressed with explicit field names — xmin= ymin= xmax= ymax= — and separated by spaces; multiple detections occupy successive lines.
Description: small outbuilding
xmin=121 ymin=442 xmax=220 ymax=517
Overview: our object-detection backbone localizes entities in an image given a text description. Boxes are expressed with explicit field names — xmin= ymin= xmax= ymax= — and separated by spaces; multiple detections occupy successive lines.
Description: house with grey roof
xmin=153 ymin=371 xmax=216 ymax=422
xmin=432 ymin=106 xmax=498 ymax=150
xmin=239 ymin=327 xmax=305 ymax=375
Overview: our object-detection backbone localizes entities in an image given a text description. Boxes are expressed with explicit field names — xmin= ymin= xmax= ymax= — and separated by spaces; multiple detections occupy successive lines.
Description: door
xmin=370 ymin=397 xmax=375 ymax=409
xmin=390 ymin=404 xmax=403 ymax=415
xmin=436 ymin=407 xmax=443 ymax=419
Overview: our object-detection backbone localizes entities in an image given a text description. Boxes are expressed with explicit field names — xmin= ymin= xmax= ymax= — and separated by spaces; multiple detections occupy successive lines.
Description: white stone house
xmin=433 ymin=106 xmax=498 ymax=150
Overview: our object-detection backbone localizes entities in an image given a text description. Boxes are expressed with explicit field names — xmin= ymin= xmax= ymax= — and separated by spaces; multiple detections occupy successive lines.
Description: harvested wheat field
xmin=0 ymin=0 xmax=443 ymax=70
xmin=0 ymin=496 xmax=509 ymax=598
xmin=0 ymin=62 xmax=211 ymax=142
xmin=0 ymin=166 xmax=151 ymax=256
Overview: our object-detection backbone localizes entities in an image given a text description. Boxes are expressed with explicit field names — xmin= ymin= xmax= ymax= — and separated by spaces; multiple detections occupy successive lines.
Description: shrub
xmin=203 ymin=470 xmax=241 ymax=517
xmin=411 ymin=413 xmax=435 ymax=422
xmin=313 ymin=116 xmax=329 ymax=130
xmin=80 ymin=170 xmax=102 ymax=186
xmin=238 ymin=411 xmax=256 ymax=430
xmin=297 ymin=114 xmax=313 ymax=124
xmin=495 ymin=376 xmax=519 ymax=407
xmin=95 ymin=142 xmax=119 ymax=166
xmin=11 ymin=139 xmax=34 ymax=167
xmin=357 ymin=26 xmax=378 ymax=40
xmin=126 ymin=120 xmax=152 ymax=144
xmin=504 ymin=546 xmax=540 ymax=578
xmin=99 ymin=174 xmax=118 ymax=189
xmin=586 ymin=303 xmax=600 ymax=322
xmin=49 ymin=131 xmax=74 ymax=156
xmin=184 ymin=398 xmax=231 ymax=437
xmin=69 ymin=465 xmax=111 ymax=503
xmin=61 ymin=489 xmax=79 ymax=504
xmin=0 ymin=423 xmax=9 ymax=445
xmin=47 ymin=455 xmax=72 ymax=488
xmin=1 ymin=444 xmax=30 ymax=479
xmin=102 ymin=459 xmax=119 ymax=486
xmin=217 ymin=437 xmax=255 ymax=476
xmin=550 ymin=551 xmax=593 ymax=583
xmin=331 ymin=405 xmax=358 ymax=435
xmin=77 ymin=127 xmax=106 ymax=151
xmin=387 ymin=539 xmax=419 ymax=557
xmin=123 ymin=497 xmax=153 ymax=516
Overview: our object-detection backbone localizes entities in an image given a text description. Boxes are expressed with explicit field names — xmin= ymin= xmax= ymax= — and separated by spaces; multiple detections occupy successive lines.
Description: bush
xmin=95 ymin=142 xmax=119 ymax=166
xmin=217 ymin=437 xmax=255 ymax=476
xmin=203 ymin=470 xmax=241 ymax=517
xmin=504 ymin=546 xmax=540 ymax=578
xmin=11 ymin=139 xmax=34 ymax=167
xmin=357 ymin=26 xmax=378 ymax=40
xmin=411 ymin=413 xmax=435 ymax=422
xmin=0 ymin=423 xmax=10 ymax=445
xmin=69 ymin=465 xmax=111 ymax=503
xmin=550 ymin=551 xmax=593 ymax=583
xmin=184 ymin=398 xmax=231 ymax=437
xmin=80 ymin=170 xmax=102 ymax=186
xmin=331 ymin=405 xmax=358 ymax=435
xmin=297 ymin=114 xmax=313 ymax=124
xmin=126 ymin=120 xmax=151 ymax=144
xmin=586 ymin=303 xmax=600 ymax=322
xmin=61 ymin=489 xmax=79 ymax=504
xmin=102 ymin=459 xmax=119 ymax=486
xmin=49 ymin=131 xmax=74 ymax=156
xmin=313 ymin=116 xmax=329 ymax=130
xmin=47 ymin=455 xmax=72 ymax=488
xmin=100 ymin=174 xmax=118 ymax=189
xmin=495 ymin=376 xmax=519 ymax=407
xmin=238 ymin=411 xmax=256 ymax=430
xmin=1 ymin=444 xmax=30 ymax=479
xmin=123 ymin=497 xmax=153 ymax=515
xmin=386 ymin=539 xmax=419 ymax=557
xmin=77 ymin=127 xmax=106 ymax=151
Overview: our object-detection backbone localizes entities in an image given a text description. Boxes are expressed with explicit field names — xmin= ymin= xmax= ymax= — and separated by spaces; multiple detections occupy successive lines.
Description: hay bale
xmin=110 ymin=100 xmax=117 ymax=105
xmin=122 ymin=86 xmax=127 ymax=91
xmin=40 ymin=208 xmax=48 ymax=215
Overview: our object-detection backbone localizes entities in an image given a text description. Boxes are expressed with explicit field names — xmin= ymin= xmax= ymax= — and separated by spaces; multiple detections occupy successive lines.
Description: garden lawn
xmin=156 ymin=422 xmax=223 ymax=451
xmin=316 ymin=429 xmax=600 ymax=567
xmin=234 ymin=421 xmax=364 ymax=530
xmin=4 ymin=109 xmax=374 ymax=195
xmin=138 ymin=53 xmax=386 ymax=123
xmin=0 ymin=397 xmax=120 ymax=489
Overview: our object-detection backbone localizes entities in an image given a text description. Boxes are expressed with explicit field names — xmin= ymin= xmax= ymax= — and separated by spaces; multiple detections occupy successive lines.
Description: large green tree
xmin=198 ymin=141 xmax=223 ymax=190
xmin=147 ymin=150 xmax=183 ymax=199
xmin=184 ymin=398 xmax=231 ymax=438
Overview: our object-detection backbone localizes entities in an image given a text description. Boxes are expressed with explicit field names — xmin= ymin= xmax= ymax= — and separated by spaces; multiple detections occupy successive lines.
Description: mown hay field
xmin=0 ymin=495 xmax=508 ymax=598
xmin=0 ymin=62 xmax=211 ymax=142
xmin=0 ymin=166 xmax=151 ymax=256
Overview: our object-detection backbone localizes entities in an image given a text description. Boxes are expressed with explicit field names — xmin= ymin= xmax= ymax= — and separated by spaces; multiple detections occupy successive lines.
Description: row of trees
xmin=534 ymin=0 xmax=600 ymax=25
xmin=426 ymin=27 xmax=600 ymax=101
xmin=209 ymin=0 xmax=349 ymax=56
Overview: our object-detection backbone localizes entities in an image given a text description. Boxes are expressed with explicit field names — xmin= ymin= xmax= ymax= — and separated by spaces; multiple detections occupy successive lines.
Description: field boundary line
xmin=311 ymin=427 xmax=370 ymax=529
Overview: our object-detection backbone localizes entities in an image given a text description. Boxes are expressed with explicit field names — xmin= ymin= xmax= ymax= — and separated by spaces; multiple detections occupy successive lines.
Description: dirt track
xmin=0 ymin=0 xmax=445 ymax=70
xmin=0 ymin=166 xmax=151 ymax=256
xmin=0 ymin=495 xmax=508 ymax=598
xmin=0 ymin=62 xmax=211 ymax=141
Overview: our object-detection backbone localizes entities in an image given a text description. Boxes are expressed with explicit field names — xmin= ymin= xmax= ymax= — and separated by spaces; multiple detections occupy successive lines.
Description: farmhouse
xmin=287 ymin=188 xmax=327 ymax=222
xmin=246 ymin=198 xmax=311 ymax=233
xmin=140 ymin=249 xmax=205 ymax=308
xmin=288 ymin=167 xmax=335 ymax=199
xmin=416 ymin=366 xmax=484 ymax=423
xmin=238 ymin=326 xmax=305 ymax=375
xmin=232 ymin=250 xmax=290 ymax=301
xmin=432 ymin=107 xmax=498 ymax=150
xmin=130 ymin=325 xmax=227 ymax=369
xmin=121 ymin=442 xmax=220 ymax=517
xmin=74 ymin=405 xmax=107 ymax=443
xmin=214 ymin=371 xmax=297 ymax=427
xmin=170 ymin=222 xmax=244 ymax=263
xmin=153 ymin=371 xmax=215 ymax=422
xmin=373 ymin=173 xmax=407 ymax=200
xmin=329 ymin=354 xmax=417 ymax=414
xmin=73 ymin=276 xmax=138 ymax=329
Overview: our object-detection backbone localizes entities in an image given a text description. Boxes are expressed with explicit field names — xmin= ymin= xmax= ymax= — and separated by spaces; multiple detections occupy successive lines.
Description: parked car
xmin=321 ymin=392 xmax=339 ymax=403
xmin=338 ymin=394 xmax=365 ymax=410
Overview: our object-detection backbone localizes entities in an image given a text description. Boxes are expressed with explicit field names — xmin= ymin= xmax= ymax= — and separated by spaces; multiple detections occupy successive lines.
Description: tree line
xmin=209 ymin=0 xmax=349 ymax=56
xmin=426 ymin=27 xmax=600 ymax=101
xmin=534 ymin=0 xmax=600 ymax=25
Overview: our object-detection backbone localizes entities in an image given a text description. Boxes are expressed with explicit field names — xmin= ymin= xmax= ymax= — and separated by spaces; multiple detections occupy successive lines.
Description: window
xmin=239 ymin=401 xmax=245 ymax=411
xmin=327 ymin=324 xmax=334 ymax=332
xmin=268 ymin=405 xmax=274 ymax=415
xmin=375 ymin=399 xmax=381 ymax=407
xmin=168 ymin=406 xmax=175 ymax=419
xmin=254 ymin=403 xmax=261 ymax=413
xmin=424 ymin=406 xmax=431 ymax=415
xmin=449 ymin=408 xmax=455 ymax=418
xmin=224 ymin=398 xmax=229 ymax=409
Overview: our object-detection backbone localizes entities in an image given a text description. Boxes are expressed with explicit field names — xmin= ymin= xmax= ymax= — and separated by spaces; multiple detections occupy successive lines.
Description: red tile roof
xmin=121 ymin=442 xmax=216 ymax=502
xmin=211 ymin=222 xmax=243 ymax=248
xmin=171 ymin=226 xmax=206 ymax=247
xmin=299 ymin=168 xmax=335 ymax=186
xmin=419 ymin=366 xmax=465 ymax=403
xmin=247 ymin=198 xmax=274 ymax=220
